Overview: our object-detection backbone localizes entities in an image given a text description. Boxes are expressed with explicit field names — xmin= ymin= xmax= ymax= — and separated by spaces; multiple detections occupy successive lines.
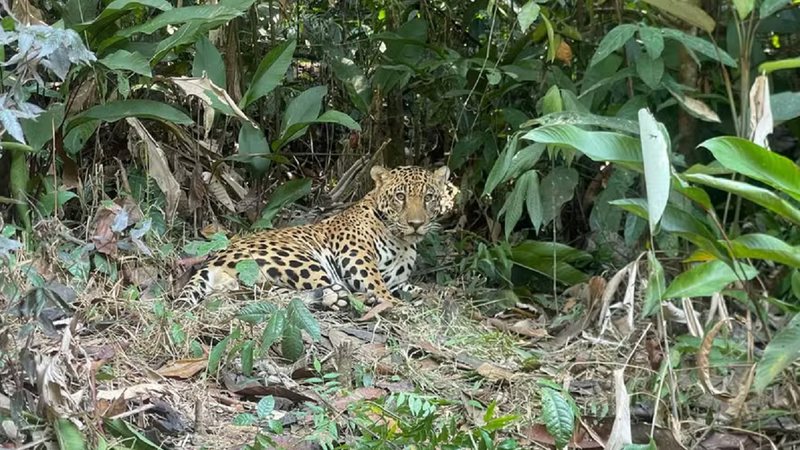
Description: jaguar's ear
xmin=370 ymin=165 xmax=390 ymax=187
xmin=433 ymin=166 xmax=451 ymax=182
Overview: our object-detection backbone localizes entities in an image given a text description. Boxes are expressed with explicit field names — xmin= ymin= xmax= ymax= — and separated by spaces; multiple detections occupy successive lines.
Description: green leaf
xmin=238 ymin=123 xmax=270 ymax=173
xmin=261 ymin=310 xmax=286 ymax=351
xmin=760 ymin=0 xmax=791 ymax=17
xmin=526 ymin=171 xmax=543 ymax=232
xmin=232 ymin=413 xmax=257 ymax=426
xmin=662 ymin=260 xmax=758 ymax=299
xmin=532 ymin=111 xmax=640 ymax=135
xmin=540 ymin=387 xmax=574 ymax=449
xmin=499 ymin=170 xmax=531 ymax=238
xmin=638 ymin=108 xmax=671 ymax=233
xmin=727 ymin=234 xmax=800 ymax=268
xmin=207 ymin=335 xmax=230 ymax=375
xmin=241 ymin=340 xmax=254 ymax=376
xmin=623 ymin=440 xmax=658 ymax=450
xmin=540 ymin=166 xmax=579 ymax=227
xmin=641 ymin=0 xmax=715 ymax=32
xmin=66 ymin=100 xmax=192 ymax=133
xmin=732 ymin=0 xmax=755 ymax=18
xmin=118 ymin=4 xmax=245 ymax=37
xmin=504 ymin=143 xmax=546 ymax=183
xmin=237 ymin=302 xmax=278 ymax=324
xmin=541 ymin=85 xmax=562 ymax=115
xmin=20 ymin=103 xmax=65 ymax=152
xmin=589 ymin=24 xmax=637 ymax=67
xmin=183 ymin=233 xmax=229 ymax=256
xmin=636 ymin=54 xmax=664 ymax=89
xmin=792 ymin=270 xmax=800 ymax=299
xmin=329 ymin=56 xmax=371 ymax=113
xmin=99 ymin=50 xmax=152 ymax=77
xmin=192 ymin=36 xmax=226 ymax=87
xmin=150 ymin=21 xmax=217 ymax=63
xmin=511 ymin=243 xmax=590 ymax=285
xmin=277 ymin=86 xmax=327 ymax=145
xmin=683 ymin=173 xmax=800 ymax=225
xmin=104 ymin=418 xmax=161 ymax=450
xmin=643 ymin=251 xmax=665 ymax=317
xmin=661 ymin=29 xmax=737 ymax=67
xmin=281 ymin=324 xmax=304 ymax=361
xmin=755 ymin=312 xmax=800 ymax=393
xmin=38 ymin=190 xmax=78 ymax=217
xmin=254 ymin=179 xmax=312 ymax=229
xmin=770 ymin=91 xmax=800 ymax=122
xmin=483 ymin=134 xmax=518 ymax=196
xmin=639 ymin=26 xmax=664 ymax=58
xmin=235 ymin=259 xmax=260 ymax=287
xmin=699 ymin=136 xmax=800 ymax=202
xmin=522 ymin=125 xmax=643 ymax=170
xmin=256 ymin=396 xmax=275 ymax=418
xmin=241 ymin=39 xmax=296 ymax=108
xmin=517 ymin=1 xmax=540 ymax=33
xmin=288 ymin=299 xmax=320 ymax=341
xmin=55 ymin=418 xmax=87 ymax=450
xmin=75 ymin=0 xmax=172 ymax=33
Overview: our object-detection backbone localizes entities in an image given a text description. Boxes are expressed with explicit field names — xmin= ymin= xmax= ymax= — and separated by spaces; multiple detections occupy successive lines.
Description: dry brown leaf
xmin=748 ymin=74 xmax=773 ymax=148
xmin=697 ymin=319 xmax=732 ymax=398
xmin=170 ymin=76 xmax=256 ymax=127
xmin=97 ymin=383 xmax=167 ymax=401
xmin=127 ymin=118 xmax=182 ymax=222
xmin=157 ymin=358 xmax=208 ymax=379
xmin=475 ymin=362 xmax=514 ymax=383
xmin=331 ymin=387 xmax=386 ymax=412
xmin=605 ymin=369 xmax=632 ymax=450
xmin=486 ymin=318 xmax=548 ymax=339
xmin=556 ymin=40 xmax=573 ymax=65
xmin=11 ymin=0 xmax=45 ymax=25
xmin=669 ymin=91 xmax=721 ymax=123
xmin=723 ymin=363 xmax=755 ymax=421
xmin=205 ymin=171 xmax=237 ymax=212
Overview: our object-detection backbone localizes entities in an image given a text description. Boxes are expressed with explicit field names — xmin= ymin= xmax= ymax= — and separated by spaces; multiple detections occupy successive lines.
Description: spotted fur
xmin=176 ymin=165 xmax=459 ymax=314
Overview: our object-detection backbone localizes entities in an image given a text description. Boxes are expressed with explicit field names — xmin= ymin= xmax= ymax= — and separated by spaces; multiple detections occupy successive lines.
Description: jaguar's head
xmin=370 ymin=165 xmax=460 ymax=241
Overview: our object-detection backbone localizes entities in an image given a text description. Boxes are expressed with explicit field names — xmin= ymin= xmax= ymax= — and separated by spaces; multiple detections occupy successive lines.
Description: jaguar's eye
xmin=424 ymin=194 xmax=434 ymax=202
xmin=395 ymin=192 xmax=406 ymax=201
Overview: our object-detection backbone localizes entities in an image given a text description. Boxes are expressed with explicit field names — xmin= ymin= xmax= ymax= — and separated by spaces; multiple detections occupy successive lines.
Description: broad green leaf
xmin=672 ymin=176 xmax=712 ymax=211
xmin=623 ymin=440 xmax=658 ymax=450
xmin=661 ymin=29 xmax=737 ymax=67
xmin=793 ymin=270 xmax=800 ymax=299
xmin=278 ymin=86 xmax=327 ymax=144
xmin=232 ymin=414 xmax=256 ymax=426
xmin=272 ymin=110 xmax=360 ymax=151
xmin=727 ymin=234 xmax=800 ymax=268
xmin=288 ymin=299 xmax=320 ymax=341
xmin=532 ymin=111 xmax=640 ymax=135
xmin=104 ymin=419 xmax=161 ymax=450
xmin=639 ymin=26 xmax=664 ymax=58
xmin=513 ymin=240 xmax=592 ymax=263
xmin=150 ymin=21 xmax=217 ymax=63
xmin=526 ymin=171 xmax=543 ymax=232
xmin=662 ymin=260 xmax=758 ymax=299
xmin=20 ymin=103 xmax=65 ymax=152
xmin=499 ymin=170 xmax=531 ymax=237
xmin=512 ymin=241 xmax=590 ymax=285
xmin=589 ymin=24 xmax=637 ymax=67
xmin=523 ymin=125 xmax=643 ymax=169
xmin=754 ymin=312 xmax=800 ymax=393
xmin=636 ymin=54 xmax=664 ymax=89
xmin=638 ymin=108 xmax=671 ymax=233
xmin=237 ymin=302 xmax=278 ymax=324
xmin=643 ymin=251 xmax=665 ymax=317
xmin=75 ymin=0 xmax=172 ymax=33
xmin=699 ymin=136 xmax=800 ymax=202
xmin=55 ymin=418 xmax=87 ymax=450
xmin=540 ymin=167 xmax=579 ymax=227
xmin=99 ymin=50 xmax=152 ymax=77
xmin=483 ymin=134 xmax=518 ymax=196
xmin=208 ymin=335 xmax=230 ymax=375
xmin=759 ymin=58 xmax=800 ymax=74
xmin=235 ymin=259 xmax=260 ymax=287
xmin=241 ymin=40 xmax=296 ymax=108
xmin=733 ymin=0 xmax=755 ymax=18
xmin=504 ymin=143 xmax=546 ymax=183
xmin=241 ymin=340 xmax=254 ymax=376
xmin=760 ymin=0 xmax=791 ymax=17
xmin=118 ymin=5 xmax=245 ymax=37
xmin=261 ymin=310 xmax=286 ymax=351
xmin=238 ymin=123 xmax=270 ymax=173
xmin=254 ymin=179 xmax=312 ymax=229
xmin=641 ymin=0 xmax=715 ymax=32
xmin=541 ymin=85 xmax=562 ymax=115
xmin=540 ymin=387 xmax=574 ymax=449
xmin=517 ymin=1 xmax=540 ymax=32
xmin=183 ymin=232 xmax=229 ymax=256
xmin=770 ymin=91 xmax=800 ymax=122
xmin=281 ymin=324 xmax=304 ymax=361
xmin=257 ymin=396 xmax=275 ymax=418
xmin=192 ymin=36 xmax=226 ymax=87
xmin=66 ymin=100 xmax=192 ymax=133
xmin=683 ymin=173 xmax=800 ymax=225
xmin=329 ymin=56 xmax=371 ymax=113
xmin=38 ymin=190 xmax=78 ymax=217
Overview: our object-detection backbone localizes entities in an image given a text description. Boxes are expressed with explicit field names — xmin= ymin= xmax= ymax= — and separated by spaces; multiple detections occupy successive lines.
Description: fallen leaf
xmin=475 ymin=363 xmax=514 ymax=383
xmin=97 ymin=383 xmax=167 ymax=401
xmin=157 ymin=358 xmax=208 ymax=379
xmin=127 ymin=118 xmax=182 ymax=222
xmin=332 ymin=387 xmax=386 ymax=412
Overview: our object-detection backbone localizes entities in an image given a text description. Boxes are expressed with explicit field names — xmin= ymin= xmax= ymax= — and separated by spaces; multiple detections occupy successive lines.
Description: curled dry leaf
xmin=157 ymin=358 xmax=208 ymax=379
xmin=723 ymin=364 xmax=755 ymax=421
xmin=668 ymin=90 xmax=721 ymax=123
xmin=170 ymin=76 xmax=256 ymax=128
xmin=204 ymin=171 xmax=237 ymax=212
xmin=127 ymin=118 xmax=182 ymax=221
xmin=475 ymin=362 xmax=515 ymax=383
xmin=97 ymin=383 xmax=168 ymax=401
xmin=748 ymin=75 xmax=773 ymax=148
xmin=697 ymin=319 xmax=732 ymax=398
xmin=556 ymin=40 xmax=573 ymax=65
xmin=605 ymin=369 xmax=632 ymax=450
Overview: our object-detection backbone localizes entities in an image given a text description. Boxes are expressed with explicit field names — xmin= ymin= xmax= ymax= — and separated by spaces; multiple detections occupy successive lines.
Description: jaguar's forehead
xmin=379 ymin=166 xmax=445 ymax=189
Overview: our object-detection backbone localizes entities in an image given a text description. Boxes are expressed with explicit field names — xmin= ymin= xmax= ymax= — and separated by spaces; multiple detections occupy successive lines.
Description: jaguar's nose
xmin=407 ymin=219 xmax=425 ymax=232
